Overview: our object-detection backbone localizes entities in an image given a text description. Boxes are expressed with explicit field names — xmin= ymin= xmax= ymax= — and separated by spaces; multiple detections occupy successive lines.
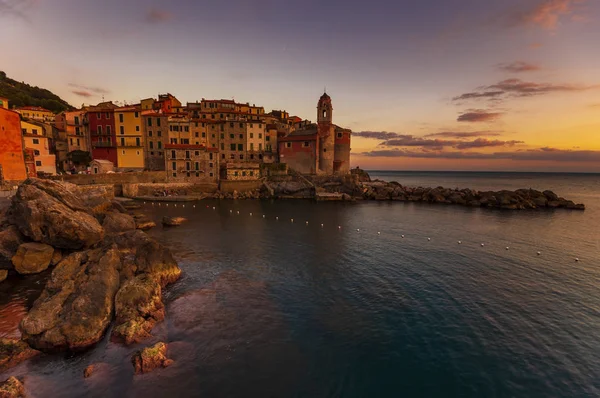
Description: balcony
xmin=92 ymin=141 xmax=115 ymax=148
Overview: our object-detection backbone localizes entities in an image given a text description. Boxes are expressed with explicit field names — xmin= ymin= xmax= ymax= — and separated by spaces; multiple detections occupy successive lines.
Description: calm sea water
xmin=1 ymin=171 xmax=600 ymax=397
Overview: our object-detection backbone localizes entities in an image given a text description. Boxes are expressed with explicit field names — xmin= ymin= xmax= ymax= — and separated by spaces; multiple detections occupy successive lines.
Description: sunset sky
xmin=1 ymin=0 xmax=599 ymax=171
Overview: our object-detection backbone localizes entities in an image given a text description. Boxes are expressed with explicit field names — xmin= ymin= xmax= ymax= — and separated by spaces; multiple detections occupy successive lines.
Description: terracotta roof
xmin=15 ymin=106 xmax=53 ymax=113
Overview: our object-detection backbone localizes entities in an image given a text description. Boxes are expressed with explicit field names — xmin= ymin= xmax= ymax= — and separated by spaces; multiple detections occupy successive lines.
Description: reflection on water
xmin=0 ymin=171 xmax=599 ymax=397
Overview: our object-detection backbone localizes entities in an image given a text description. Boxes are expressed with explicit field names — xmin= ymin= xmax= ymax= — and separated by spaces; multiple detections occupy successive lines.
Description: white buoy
xmin=575 ymin=258 xmax=579 ymax=262
xmin=291 ymin=218 xmax=294 ymax=223
xmin=276 ymin=217 xmax=279 ymax=220
xmin=401 ymin=235 xmax=405 ymax=238
xmin=183 ymin=205 xmax=185 ymax=208
xmin=166 ymin=204 xmax=168 ymax=207
xmin=230 ymin=210 xmax=233 ymax=213
xmin=321 ymin=224 xmax=324 ymax=227
xmin=338 ymin=226 xmax=341 ymax=229
xmin=377 ymin=231 xmax=381 ymax=235
xmin=152 ymin=203 xmax=154 ymax=206
xmin=506 ymin=247 xmax=509 ymax=250
xmin=174 ymin=204 xmax=177 ymax=207
xmin=537 ymin=251 xmax=541 ymax=255
xmin=427 ymin=237 xmax=431 ymax=241
xmin=158 ymin=203 xmax=161 ymax=206
xmin=306 ymin=221 xmax=309 ymax=225
xmin=144 ymin=202 xmax=146 ymax=204
xmin=263 ymin=215 xmax=265 ymax=218
xmin=458 ymin=241 xmax=462 ymax=244
xmin=357 ymin=228 xmax=360 ymax=232
xmin=481 ymin=243 xmax=485 ymax=247
xmin=193 ymin=205 xmax=195 ymax=208
xmin=236 ymin=210 xmax=239 ymax=214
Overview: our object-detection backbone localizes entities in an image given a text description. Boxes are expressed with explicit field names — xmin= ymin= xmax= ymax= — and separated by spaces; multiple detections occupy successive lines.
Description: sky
xmin=1 ymin=0 xmax=599 ymax=172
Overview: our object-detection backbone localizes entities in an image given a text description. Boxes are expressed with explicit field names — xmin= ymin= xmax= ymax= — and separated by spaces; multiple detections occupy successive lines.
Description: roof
xmin=114 ymin=105 xmax=141 ymax=112
xmin=15 ymin=106 xmax=53 ymax=113
xmin=90 ymin=159 xmax=114 ymax=165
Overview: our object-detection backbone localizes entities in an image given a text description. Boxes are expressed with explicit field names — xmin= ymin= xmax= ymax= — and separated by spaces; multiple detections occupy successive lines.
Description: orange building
xmin=0 ymin=107 xmax=27 ymax=182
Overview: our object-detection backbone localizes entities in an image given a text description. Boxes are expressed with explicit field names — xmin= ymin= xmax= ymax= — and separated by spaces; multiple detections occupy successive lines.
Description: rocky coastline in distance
xmin=198 ymin=169 xmax=586 ymax=211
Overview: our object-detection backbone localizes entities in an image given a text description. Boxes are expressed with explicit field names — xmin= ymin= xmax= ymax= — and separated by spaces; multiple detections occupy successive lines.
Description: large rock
xmin=0 ymin=270 xmax=7 ymax=283
xmin=8 ymin=179 xmax=104 ymax=250
xmin=131 ymin=342 xmax=173 ymax=375
xmin=0 ymin=376 xmax=24 ymax=398
xmin=112 ymin=274 xmax=164 ymax=344
xmin=11 ymin=243 xmax=54 ymax=275
xmin=0 ymin=226 xmax=24 ymax=271
xmin=19 ymin=248 xmax=121 ymax=351
xmin=0 ymin=339 xmax=40 ymax=371
xmin=102 ymin=212 xmax=136 ymax=234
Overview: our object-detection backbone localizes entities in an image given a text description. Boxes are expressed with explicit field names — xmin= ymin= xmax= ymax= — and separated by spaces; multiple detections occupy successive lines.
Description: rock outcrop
xmin=8 ymin=179 xmax=104 ymax=250
xmin=0 ymin=339 xmax=40 ymax=371
xmin=0 ymin=270 xmax=7 ymax=283
xmin=0 ymin=226 xmax=24 ymax=271
xmin=11 ymin=243 xmax=54 ymax=275
xmin=0 ymin=376 xmax=24 ymax=398
xmin=102 ymin=212 xmax=136 ymax=234
xmin=162 ymin=216 xmax=186 ymax=227
xmin=131 ymin=342 xmax=173 ymax=375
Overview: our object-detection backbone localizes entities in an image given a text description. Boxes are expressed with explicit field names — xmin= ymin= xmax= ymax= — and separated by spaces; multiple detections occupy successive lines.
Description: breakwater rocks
xmin=0 ymin=179 xmax=181 ymax=370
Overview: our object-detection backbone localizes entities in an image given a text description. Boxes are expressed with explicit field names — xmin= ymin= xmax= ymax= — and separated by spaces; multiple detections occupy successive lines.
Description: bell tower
xmin=317 ymin=92 xmax=333 ymax=124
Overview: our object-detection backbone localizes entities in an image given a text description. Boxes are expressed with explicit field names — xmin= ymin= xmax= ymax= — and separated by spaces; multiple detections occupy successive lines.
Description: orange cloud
xmin=457 ymin=109 xmax=504 ymax=123
xmin=72 ymin=90 xmax=93 ymax=98
xmin=515 ymin=0 xmax=587 ymax=30
xmin=497 ymin=61 xmax=542 ymax=73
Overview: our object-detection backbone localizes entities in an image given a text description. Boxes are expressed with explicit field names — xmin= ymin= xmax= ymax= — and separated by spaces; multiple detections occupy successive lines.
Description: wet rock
xmin=135 ymin=220 xmax=156 ymax=231
xmin=112 ymin=274 xmax=165 ymax=345
xmin=0 ymin=226 xmax=24 ymax=271
xmin=110 ymin=200 xmax=128 ymax=214
xmin=533 ymin=196 xmax=548 ymax=207
xmin=0 ymin=376 xmax=24 ymax=398
xmin=161 ymin=216 xmax=186 ymax=227
xmin=543 ymin=190 xmax=559 ymax=201
xmin=8 ymin=179 xmax=104 ymax=250
xmin=131 ymin=342 xmax=173 ymax=375
xmin=0 ymin=339 xmax=40 ymax=371
xmin=121 ymin=201 xmax=141 ymax=210
xmin=0 ymin=270 xmax=7 ymax=283
xmin=11 ymin=243 xmax=54 ymax=275
xmin=102 ymin=212 xmax=136 ymax=234
xmin=19 ymin=248 xmax=121 ymax=351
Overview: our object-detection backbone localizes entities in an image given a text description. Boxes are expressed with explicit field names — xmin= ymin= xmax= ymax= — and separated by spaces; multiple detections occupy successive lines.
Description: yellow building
xmin=21 ymin=120 xmax=56 ymax=175
xmin=115 ymin=105 xmax=144 ymax=170
xmin=64 ymin=109 xmax=89 ymax=153
xmin=15 ymin=106 xmax=55 ymax=122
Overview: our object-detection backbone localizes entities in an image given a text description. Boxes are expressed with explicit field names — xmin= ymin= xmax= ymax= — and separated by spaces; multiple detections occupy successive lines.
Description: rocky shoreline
xmin=138 ymin=169 xmax=585 ymax=211
xmin=0 ymin=179 xmax=182 ymax=394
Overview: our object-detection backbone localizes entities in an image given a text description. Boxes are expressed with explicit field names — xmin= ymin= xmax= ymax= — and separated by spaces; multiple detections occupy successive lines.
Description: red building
xmin=0 ymin=107 xmax=28 ymax=182
xmin=153 ymin=93 xmax=181 ymax=114
xmin=88 ymin=102 xmax=118 ymax=165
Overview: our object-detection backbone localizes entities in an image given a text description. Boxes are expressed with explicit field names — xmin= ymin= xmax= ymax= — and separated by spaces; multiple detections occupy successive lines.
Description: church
xmin=278 ymin=93 xmax=351 ymax=175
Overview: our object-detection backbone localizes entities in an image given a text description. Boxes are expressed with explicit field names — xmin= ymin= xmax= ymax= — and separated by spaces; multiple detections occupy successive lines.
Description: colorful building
xmin=165 ymin=145 xmax=219 ymax=183
xmin=278 ymin=93 xmax=351 ymax=175
xmin=64 ymin=109 xmax=89 ymax=153
xmin=0 ymin=106 xmax=27 ymax=182
xmin=142 ymin=111 xmax=168 ymax=170
xmin=0 ymin=97 xmax=8 ymax=109
xmin=20 ymin=120 xmax=56 ymax=175
xmin=14 ymin=106 xmax=55 ymax=122
xmin=153 ymin=94 xmax=181 ymax=114
xmin=115 ymin=105 xmax=144 ymax=170
xmin=88 ymin=102 xmax=118 ymax=165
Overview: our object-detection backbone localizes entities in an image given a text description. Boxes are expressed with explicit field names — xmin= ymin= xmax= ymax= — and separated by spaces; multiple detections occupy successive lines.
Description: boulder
xmin=0 ymin=226 xmax=24 ymax=271
xmin=0 ymin=339 xmax=40 ymax=371
xmin=162 ymin=216 xmax=186 ymax=227
xmin=136 ymin=220 xmax=156 ymax=231
xmin=0 ymin=376 xmax=24 ymax=398
xmin=0 ymin=270 xmax=7 ymax=283
xmin=102 ymin=212 xmax=136 ymax=234
xmin=110 ymin=200 xmax=128 ymax=214
xmin=8 ymin=179 xmax=104 ymax=250
xmin=131 ymin=342 xmax=173 ymax=375
xmin=50 ymin=250 xmax=63 ymax=266
xmin=112 ymin=275 xmax=165 ymax=345
xmin=533 ymin=196 xmax=548 ymax=207
xmin=11 ymin=243 xmax=54 ymax=275
xmin=19 ymin=248 xmax=121 ymax=351
xmin=543 ymin=190 xmax=559 ymax=201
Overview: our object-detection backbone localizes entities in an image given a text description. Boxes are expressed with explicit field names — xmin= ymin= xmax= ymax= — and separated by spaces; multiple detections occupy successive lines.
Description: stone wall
xmin=122 ymin=182 xmax=218 ymax=198
xmin=50 ymin=171 xmax=167 ymax=185
xmin=219 ymin=179 xmax=263 ymax=193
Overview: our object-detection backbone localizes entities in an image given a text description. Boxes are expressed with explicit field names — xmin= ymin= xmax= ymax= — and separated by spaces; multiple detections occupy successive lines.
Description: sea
xmin=1 ymin=171 xmax=599 ymax=398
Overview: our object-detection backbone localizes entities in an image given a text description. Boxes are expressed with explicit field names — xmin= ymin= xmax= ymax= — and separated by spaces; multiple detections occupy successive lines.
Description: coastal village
xmin=0 ymin=92 xmax=352 ymax=185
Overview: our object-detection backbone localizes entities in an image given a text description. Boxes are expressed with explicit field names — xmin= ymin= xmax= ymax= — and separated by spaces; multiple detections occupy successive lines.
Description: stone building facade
xmin=165 ymin=145 xmax=218 ymax=183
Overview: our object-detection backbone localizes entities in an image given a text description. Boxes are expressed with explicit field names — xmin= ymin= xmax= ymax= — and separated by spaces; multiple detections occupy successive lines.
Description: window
xmin=21 ymin=128 xmax=26 ymax=135
xmin=195 ymin=132 xmax=199 ymax=137
xmin=259 ymin=124 xmax=262 ymax=128
xmin=202 ymin=132 xmax=206 ymax=138
xmin=32 ymin=129 xmax=38 ymax=135
xmin=136 ymin=125 xmax=140 ymax=132
xmin=239 ymin=134 xmax=243 ymax=139
xmin=211 ymin=114 xmax=215 ymax=119
xmin=97 ymin=126 xmax=103 ymax=134
xmin=222 ymin=154 xmax=225 ymax=159
xmin=105 ymin=112 xmax=110 ymax=119
xmin=202 ymin=123 xmax=205 ymax=127
xmin=34 ymin=150 xmax=40 ymax=156
xmin=239 ymin=123 xmax=243 ymax=128
xmin=122 ymin=150 xmax=125 ymax=154
xmin=172 ymin=172 xmax=177 ymax=177
xmin=221 ymin=143 xmax=225 ymax=150
xmin=76 ymin=138 xmax=80 ymax=145
xmin=210 ymin=172 xmax=213 ymax=177
xmin=121 ymin=138 xmax=125 ymax=146
xmin=259 ymin=143 xmax=262 ymax=150
xmin=136 ymin=137 xmax=141 ymax=146
xmin=285 ymin=142 xmax=291 ymax=148
xmin=337 ymin=132 xmax=343 ymax=138
xmin=240 ymin=154 xmax=244 ymax=160
xmin=182 ymin=139 xmax=190 ymax=144
xmin=220 ymin=114 xmax=223 ymax=119
xmin=149 ymin=141 xmax=154 ymax=149
xmin=250 ymin=123 xmax=253 ymax=128
xmin=171 ymin=138 xmax=178 ymax=144
xmin=157 ymin=118 xmax=161 ymax=127
xmin=70 ymin=138 xmax=73 ymax=145
xmin=184 ymin=126 xmax=189 ymax=132
xmin=209 ymin=162 xmax=213 ymax=168
xmin=242 ymin=171 xmax=246 ymax=177
xmin=186 ymin=162 xmax=191 ymax=171
xmin=230 ymin=122 xmax=234 ymax=128
xmin=149 ymin=131 xmax=153 ymax=137
xmin=185 ymin=151 xmax=190 ymax=159
xmin=250 ymin=154 xmax=254 ymax=160
xmin=250 ymin=143 xmax=254 ymax=150
xmin=195 ymin=162 xmax=199 ymax=171
xmin=172 ymin=162 xmax=176 ymax=170
xmin=229 ymin=134 xmax=233 ymax=139
xmin=195 ymin=151 xmax=199 ymax=156
xmin=106 ymin=126 xmax=111 ymax=134
xmin=250 ymin=133 xmax=254 ymax=139
xmin=158 ymin=151 xmax=162 ymax=156
xmin=120 ymin=126 xmax=124 ymax=134
xmin=150 ymin=151 xmax=154 ymax=155
xmin=134 ymin=112 xmax=139 ymax=118
xmin=158 ymin=142 xmax=162 ymax=149
xmin=171 ymin=150 xmax=176 ymax=159
xmin=136 ymin=151 xmax=140 ymax=155
xmin=75 ymin=116 xmax=80 ymax=124
xmin=119 ymin=114 xmax=124 ymax=123
xmin=259 ymin=133 xmax=262 ymax=139
xmin=230 ymin=144 xmax=236 ymax=151
xmin=250 ymin=171 xmax=254 ymax=176
xmin=157 ymin=131 xmax=162 ymax=137
xmin=237 ymin=144 xmax=243 ymax=151
xmin=97 ymin=112 xmax=101 ymax=119
xmin=230 ymin=154 xmax=235 ymax=159
xmin=35 ymin=161 xmax=42 ymax=166
xmin=234 ymin=171 xmax=239 ymax=177
xmin=303 ymin=141 xmax=309 ymax=147
xmin=32 ymin=138 xmax=39 ymax=144
xmin=266 ymin=135 xmax=270 ymax=141
xmin=209 ymin=153 xmax=213 ymax=160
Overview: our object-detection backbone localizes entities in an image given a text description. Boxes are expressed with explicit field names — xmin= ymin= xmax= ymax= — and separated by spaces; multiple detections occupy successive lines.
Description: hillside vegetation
xmin=0 ymin=71 xmax=73 ymax=114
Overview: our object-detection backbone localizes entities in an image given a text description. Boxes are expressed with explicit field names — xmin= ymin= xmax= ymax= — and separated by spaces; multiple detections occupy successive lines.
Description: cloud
xmin=72 ymin=90 xmax=93 ymax=98
xmin=497 ymin=61 xmax=542 ymax=73
xmin=382 ymin=136 xmax=457 ymax=148
xmin=146 ymin=8 xmax=173 ymax=23
xmin=68 ymin=83 xmax=110 ymax=95
xmin=512 ymin=0 xmax=586 ymax=30
xmin=360 ymin=147 xmax=600 ymax=162
xmin=0 ymin=0 xmax=38 ymax=21
xmin=424 ymin=131 xmax=503 ymax=139
xmin=452 ymin=91 xmax=505 ymax=101
xmin=488 ymin=78 xmax=598 ymax=96
xmin=454 ymin=138 xmax=523 ymax=149
xmin=352 ymin=131 xmax=406 ymax=140
xmin=457 ymin=109 xmax=504 ymax=122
